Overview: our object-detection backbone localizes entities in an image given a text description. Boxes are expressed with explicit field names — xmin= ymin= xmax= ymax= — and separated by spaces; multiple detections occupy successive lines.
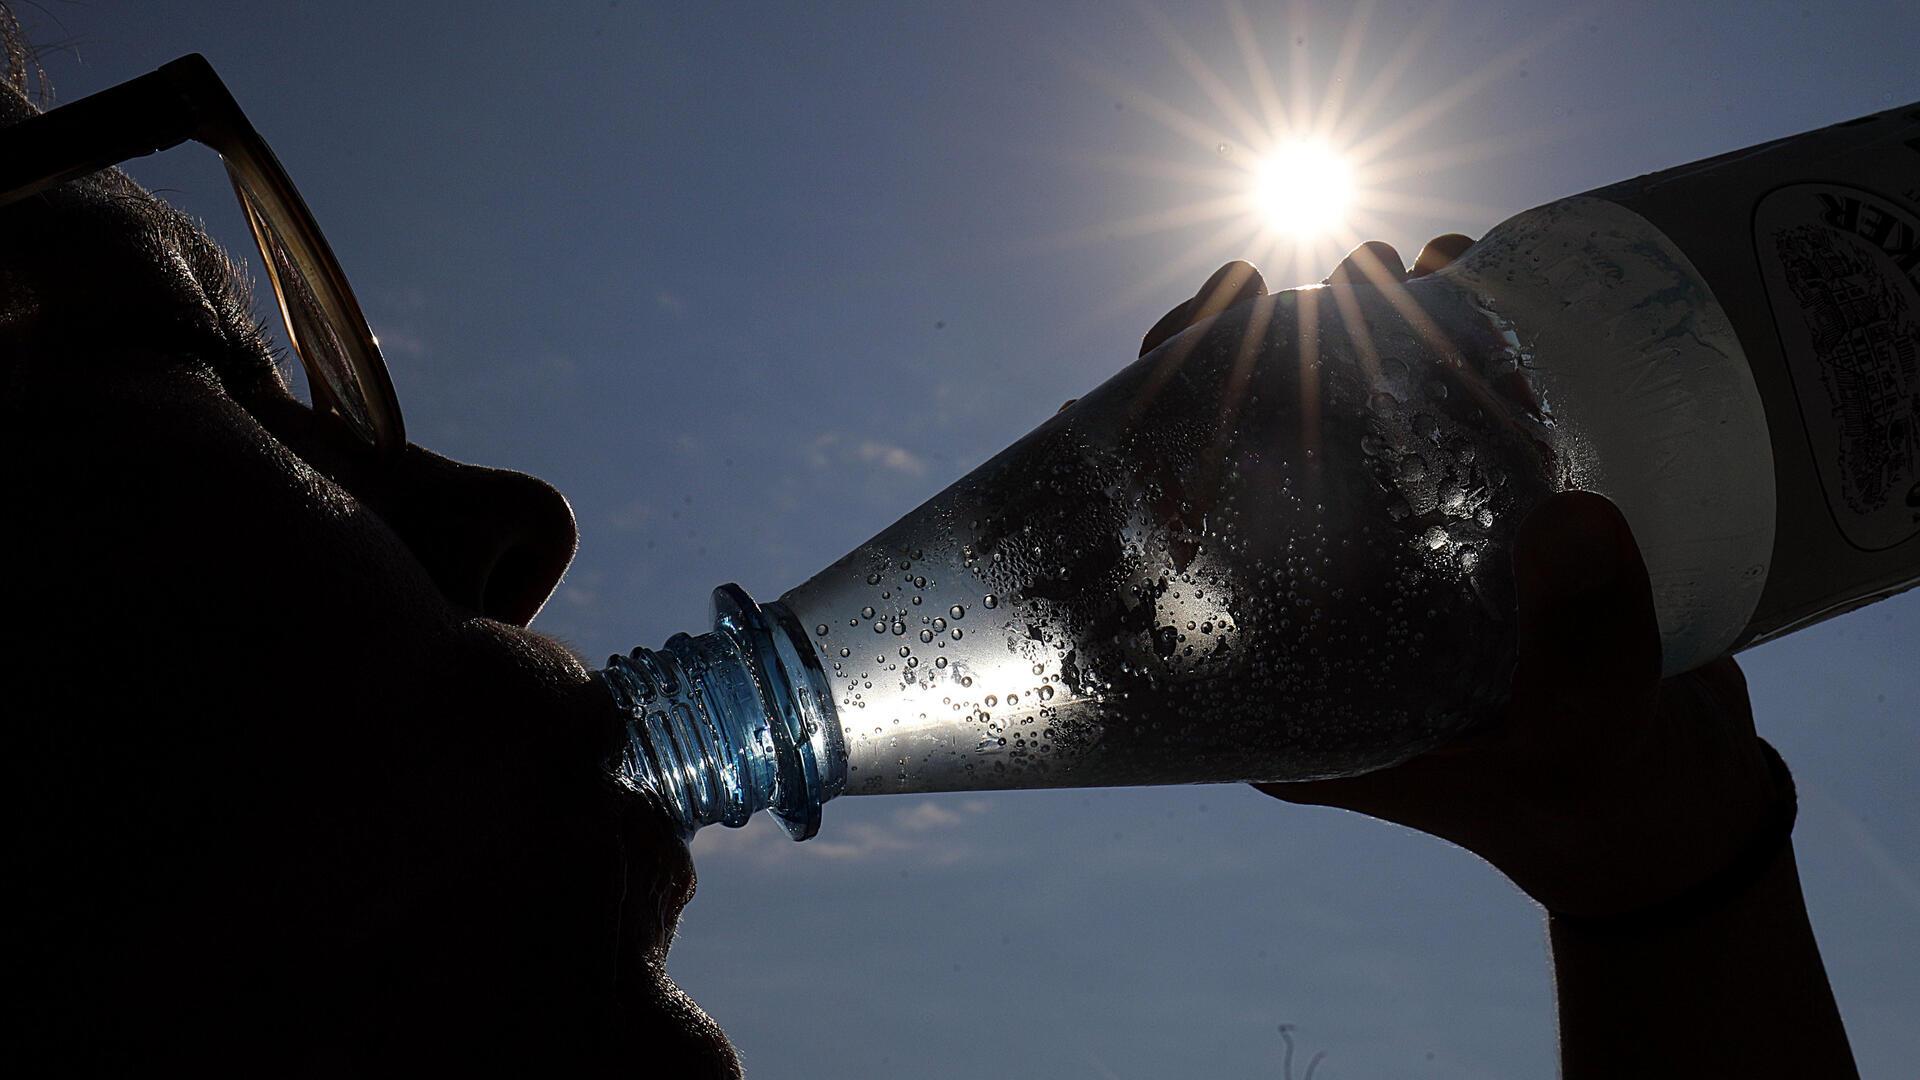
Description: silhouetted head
xmin=1 ymin=15 xmax=737 ymax=1073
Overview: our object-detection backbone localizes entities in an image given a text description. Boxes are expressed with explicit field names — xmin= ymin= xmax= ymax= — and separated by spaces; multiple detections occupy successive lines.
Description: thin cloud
xmin=806 ymin=432 xmax=928 ymax=477
xmin=607 ymin=498 xmax=656 ymax=534
xmin=372 ymin=327 xmax=429 ymax=359
xmin=558 ymin=568 xmax=603 ymax=611
xmin=855 ymin=439 xmax=927 ymax=476
xmin=691 ymin=798 xmax=990 ymax=868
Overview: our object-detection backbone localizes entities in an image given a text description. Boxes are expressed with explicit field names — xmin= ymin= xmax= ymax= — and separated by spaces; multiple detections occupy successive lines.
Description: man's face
xmin=3 ymin=85 xmax=737 ymax=1073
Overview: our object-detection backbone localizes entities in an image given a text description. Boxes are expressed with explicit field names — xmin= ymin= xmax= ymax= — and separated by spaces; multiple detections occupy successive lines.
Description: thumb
xmin=1508 ymin=491 xmax=1662 ymax=725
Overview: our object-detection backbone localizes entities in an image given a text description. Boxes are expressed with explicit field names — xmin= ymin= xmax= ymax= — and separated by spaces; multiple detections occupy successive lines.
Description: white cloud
xmin=805 ymin=432 xmax=928 ymax=478
xmin=804 ymin=433 xmax=838 ymax=470
xmin=691 ymin=797 xmax=990 ymax=868
xmin=855 ymin=439 xmax=927 ymax=476
xmin=894 ymin=801 xmax=963 ymax=831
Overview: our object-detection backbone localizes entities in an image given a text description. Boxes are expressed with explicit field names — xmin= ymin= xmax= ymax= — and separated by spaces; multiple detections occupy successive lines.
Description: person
xmin=2 ymin=23 xmax=1859 ymax=1078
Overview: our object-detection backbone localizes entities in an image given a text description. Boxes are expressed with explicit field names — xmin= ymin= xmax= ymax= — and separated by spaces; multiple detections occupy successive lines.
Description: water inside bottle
xmin=778 ymin=280 xmax=1559 ymax=796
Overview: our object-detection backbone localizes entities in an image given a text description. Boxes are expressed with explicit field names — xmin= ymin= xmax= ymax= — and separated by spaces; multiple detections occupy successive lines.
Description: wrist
xmin=1536 ymin=738 xmax=1797 ymax=927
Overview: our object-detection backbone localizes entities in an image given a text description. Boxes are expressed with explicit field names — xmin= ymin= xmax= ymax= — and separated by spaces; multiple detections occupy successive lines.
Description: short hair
xmin=0 ymin=2 xmax=47 ymax=106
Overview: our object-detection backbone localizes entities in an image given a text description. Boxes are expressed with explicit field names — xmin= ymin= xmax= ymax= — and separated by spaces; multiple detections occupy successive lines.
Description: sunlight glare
xmin=1045 ymin=0 xmax=1585 ymax=334
xmin=1251 ymin=140 xmax=1353 ymax=238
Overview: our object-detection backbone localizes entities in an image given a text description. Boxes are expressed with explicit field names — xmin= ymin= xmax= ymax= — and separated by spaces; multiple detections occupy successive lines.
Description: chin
xmin=624 ymin=970 xmax=743 ymax=1079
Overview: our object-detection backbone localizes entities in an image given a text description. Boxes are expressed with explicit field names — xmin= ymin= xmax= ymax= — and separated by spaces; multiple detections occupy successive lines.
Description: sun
xmin=1035 ymin=0 xmax=1585 ymax=332
xmin=1251 ymin=140 xmax=1354 ymax=238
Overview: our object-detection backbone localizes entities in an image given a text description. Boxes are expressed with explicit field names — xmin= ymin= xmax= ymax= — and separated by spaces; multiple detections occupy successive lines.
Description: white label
xmin=1754 ymin=183 xmax=1920 ymax=551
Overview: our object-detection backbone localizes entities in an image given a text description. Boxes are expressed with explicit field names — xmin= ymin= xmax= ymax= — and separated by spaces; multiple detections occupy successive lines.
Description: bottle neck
xmin=599 ymin=584 xmax=843 ymax=840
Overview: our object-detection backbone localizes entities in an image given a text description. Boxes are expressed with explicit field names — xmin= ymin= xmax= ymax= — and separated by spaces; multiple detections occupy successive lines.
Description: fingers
xmin=1409 ymin=233 xmax=1475 ymax=278
xmin=1323 ymin=240 xmax=1405 ymax=286
xmin=1508 ymin=491 xmax=1662 ymax=727
xmin=1138 ymin=235 xmax=1473 ymax=365
xmin=1322 ymin=234 xmax=1475 ymax=286
xmin=1139 ymin=259 xmax=1267 ymax=357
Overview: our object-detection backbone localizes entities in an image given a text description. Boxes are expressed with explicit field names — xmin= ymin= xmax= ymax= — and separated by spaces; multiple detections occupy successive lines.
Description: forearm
xmin=1547 ymin=844 xmax=1857 ymax=1079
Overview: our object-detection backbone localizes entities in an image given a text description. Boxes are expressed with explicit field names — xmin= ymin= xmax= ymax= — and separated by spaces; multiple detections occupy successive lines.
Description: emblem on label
xmin=1754 ymin=183 xmax=1920 ymax=550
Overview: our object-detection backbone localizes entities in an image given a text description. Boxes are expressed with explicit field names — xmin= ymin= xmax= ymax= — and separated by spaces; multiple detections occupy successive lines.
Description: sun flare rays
xmin=1041 ymin=0 xmax=1588 ymax=341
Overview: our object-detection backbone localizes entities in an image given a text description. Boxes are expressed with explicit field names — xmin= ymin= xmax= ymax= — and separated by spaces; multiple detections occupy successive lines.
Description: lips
xmin=615 ymin=783 xmax=699 ymax=960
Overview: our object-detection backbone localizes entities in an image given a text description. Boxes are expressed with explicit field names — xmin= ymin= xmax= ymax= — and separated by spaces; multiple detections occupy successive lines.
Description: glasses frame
xmin=0 ymin=53 xmax=406 ymax=453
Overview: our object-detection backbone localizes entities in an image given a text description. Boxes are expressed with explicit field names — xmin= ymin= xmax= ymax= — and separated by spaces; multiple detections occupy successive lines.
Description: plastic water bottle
xmin=602 ymin=101 xmax=1920 ymax=840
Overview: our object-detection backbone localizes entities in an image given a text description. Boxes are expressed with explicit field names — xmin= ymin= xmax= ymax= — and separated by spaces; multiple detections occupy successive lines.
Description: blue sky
xmin=29 ymin=2 xmax=1919 ymax=1075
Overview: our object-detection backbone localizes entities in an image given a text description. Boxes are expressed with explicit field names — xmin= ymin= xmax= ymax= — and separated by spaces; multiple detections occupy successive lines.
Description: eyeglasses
xmin=0 ymin=53 xmax=405 ymax=454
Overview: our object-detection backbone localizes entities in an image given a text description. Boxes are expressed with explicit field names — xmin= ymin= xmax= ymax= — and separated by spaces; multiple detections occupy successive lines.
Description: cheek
xmin=17 ymin=364 xmax=449 ymax=708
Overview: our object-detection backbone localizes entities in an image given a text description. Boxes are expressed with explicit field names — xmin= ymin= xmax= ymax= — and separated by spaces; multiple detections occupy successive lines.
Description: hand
xmin=1143 ymin=240 xmax=1785 ymax=920
xmin=1133 ymin=233 xmax=1473 ymax=359
xmin=1258 ymin=489 xmax=1780 ymax=920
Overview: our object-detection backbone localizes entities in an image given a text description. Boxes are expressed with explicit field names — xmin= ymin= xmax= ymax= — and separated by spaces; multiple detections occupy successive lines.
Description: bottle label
xmin=1753 ymin=183 xmax=1920 ymax=551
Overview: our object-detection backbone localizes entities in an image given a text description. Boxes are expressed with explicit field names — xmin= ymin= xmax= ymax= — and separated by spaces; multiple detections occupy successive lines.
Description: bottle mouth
xmin=601 ymin=584 xmax=843 ymax=841
xmin=713 ymin=583 xmax=844 ymax=840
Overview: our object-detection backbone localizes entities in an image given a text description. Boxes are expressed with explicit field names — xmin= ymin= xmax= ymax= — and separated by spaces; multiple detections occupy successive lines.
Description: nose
xmin=372 ymin=447 xmax=581 ymax=626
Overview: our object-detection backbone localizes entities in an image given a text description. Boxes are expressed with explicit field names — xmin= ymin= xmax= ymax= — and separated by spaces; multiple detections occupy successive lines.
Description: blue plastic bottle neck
xmin=600 ymin=584 xmax=843 ymax=840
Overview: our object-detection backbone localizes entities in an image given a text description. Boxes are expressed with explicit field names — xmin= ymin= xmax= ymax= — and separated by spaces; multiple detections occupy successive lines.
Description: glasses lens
xmin=226 ymin=161 xmax=388 ymax=448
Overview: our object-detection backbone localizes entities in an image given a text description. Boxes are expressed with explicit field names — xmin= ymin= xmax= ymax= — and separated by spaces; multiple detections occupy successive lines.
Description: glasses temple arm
xmin=0 ymin=56 xmax=231 ymax=207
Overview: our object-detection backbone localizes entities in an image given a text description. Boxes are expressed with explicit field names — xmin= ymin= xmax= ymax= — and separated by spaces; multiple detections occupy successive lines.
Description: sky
xmin=24 ymin=2 xmax=1919 ymax=1075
